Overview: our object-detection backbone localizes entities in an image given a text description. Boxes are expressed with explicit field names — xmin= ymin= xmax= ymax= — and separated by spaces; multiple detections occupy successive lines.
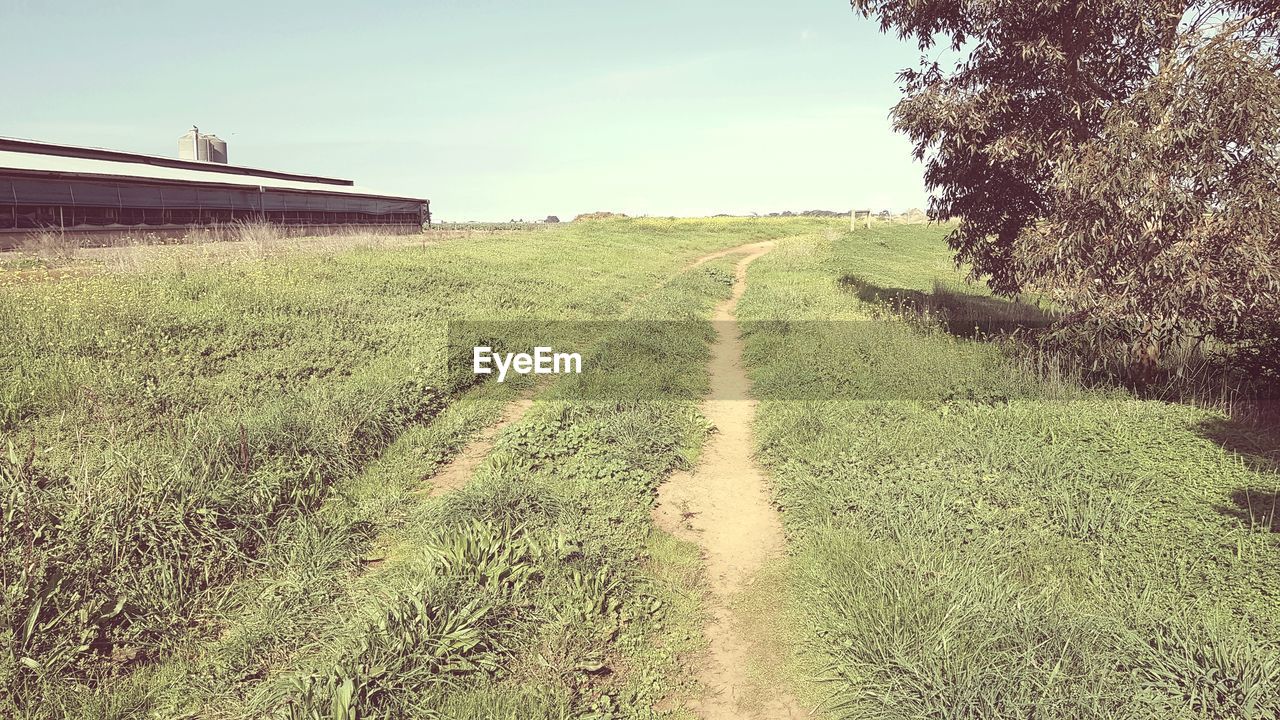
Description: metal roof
xmin=0 ymin=137 xmax=427 ymax=204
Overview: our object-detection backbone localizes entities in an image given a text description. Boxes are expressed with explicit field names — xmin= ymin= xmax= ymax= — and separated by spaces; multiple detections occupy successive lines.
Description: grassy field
xmin=0 ymin=218 xmax=819 ymax=717
xmin=737 ymin=224 xmax=1280 ymax=718
xmin=2 ymin=217 xmax=1278 ymax=719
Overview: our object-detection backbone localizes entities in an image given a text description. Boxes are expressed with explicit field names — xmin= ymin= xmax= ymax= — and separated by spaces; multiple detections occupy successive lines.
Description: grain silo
xmin=177 ymin=128 xmax=200 ymax=160
xmin=177 ymin=127 xmax=228 ymax=164
xmin=204 ymin=135 xmax=228 ymax=163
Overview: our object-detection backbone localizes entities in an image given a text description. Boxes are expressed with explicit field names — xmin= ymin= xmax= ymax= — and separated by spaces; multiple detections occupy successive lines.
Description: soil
xmin=424 ymin=392 xmax=535 ymax=496
xmin=653 ymin=241 xmax=806 ymax=719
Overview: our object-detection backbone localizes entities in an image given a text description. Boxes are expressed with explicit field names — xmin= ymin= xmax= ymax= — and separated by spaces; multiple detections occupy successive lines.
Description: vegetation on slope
xmin=738 ymin=223 xmax=1280 ymax=719
xmin=0 ymin=218 xmax=815 ymax=717
xmin=7 ymin=217 xmax=1277 ymax=718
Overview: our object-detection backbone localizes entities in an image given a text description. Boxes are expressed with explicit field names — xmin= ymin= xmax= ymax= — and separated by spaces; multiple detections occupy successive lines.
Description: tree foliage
xmin=1023 ymin=29 xmax=1280 ymax=366
xmin=852 ymin=0 xmax=1280 ymax=369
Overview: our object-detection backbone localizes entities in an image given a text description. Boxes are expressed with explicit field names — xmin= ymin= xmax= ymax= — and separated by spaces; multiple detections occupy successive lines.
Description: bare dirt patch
xmin=654 ymin=241 xmax=807 ymax=719
xmin=421 ymin=391 xmax=535 ymax=497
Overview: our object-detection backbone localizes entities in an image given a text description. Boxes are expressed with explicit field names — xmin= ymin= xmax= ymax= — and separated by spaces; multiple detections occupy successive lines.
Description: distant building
xmin=0 ymin=133 xmax=429 ymax=241
xmin=177 ymin=127 xmax=228 ymax=164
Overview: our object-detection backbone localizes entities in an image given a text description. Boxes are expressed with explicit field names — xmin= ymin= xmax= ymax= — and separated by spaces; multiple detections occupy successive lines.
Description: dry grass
xmin=3 ymin=224 xmax=441 ymax=278
xmin=20 ymin=229 xmax=81 ymax=259
xmin=231 ymin=220 xmax=290 ymax=255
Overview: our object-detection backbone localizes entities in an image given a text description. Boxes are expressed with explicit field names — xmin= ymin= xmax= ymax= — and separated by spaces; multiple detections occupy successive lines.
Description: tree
xmin=851 ymin=0 xmax=1280 ymax=365
xmin=1021 ymin=29 xmax=1280 ymax=366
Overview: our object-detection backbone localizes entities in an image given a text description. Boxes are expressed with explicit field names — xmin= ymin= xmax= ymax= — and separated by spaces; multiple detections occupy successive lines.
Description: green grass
xmin=7 ymin=217 xmax=1278 ymax=719
xmin=224 ymin=255 xmax=739 ymax=719
xmin=737 ymin=223 xmax=1280 ymax=719
xmin=0 ymin=217 xmax=819 ymax=717
xmin=162 ymin=253 xmax=742 ymax=719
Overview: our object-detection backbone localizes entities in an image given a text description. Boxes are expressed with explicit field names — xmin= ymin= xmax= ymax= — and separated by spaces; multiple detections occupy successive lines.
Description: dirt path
xmin=418 ymin=391 xmax=535 ymax=497
xmin=653 ymin=241 xmax=805 ymax=719
xmin=418 ymin=240 xmax=788 ymax=499
xmin=683 ymin=241 xmax=766 ymax=270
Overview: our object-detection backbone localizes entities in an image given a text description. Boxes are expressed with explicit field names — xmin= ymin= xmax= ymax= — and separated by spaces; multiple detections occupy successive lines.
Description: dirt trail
xmin=420 ymin=391 xmax=535 ymax=497
xmin=683 ymin=241 xmax=767 ymax=271
xmin=419 ymin=240 xmax=785 ymax=499
xmin=654 ymin=241 xmax=804 ymax=719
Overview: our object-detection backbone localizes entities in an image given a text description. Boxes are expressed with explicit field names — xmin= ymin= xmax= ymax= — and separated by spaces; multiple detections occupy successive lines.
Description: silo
xmin=204 ymin=135 xmax=228 ymax=164
xmin=178 ymin=128 xmax=203 ymax=160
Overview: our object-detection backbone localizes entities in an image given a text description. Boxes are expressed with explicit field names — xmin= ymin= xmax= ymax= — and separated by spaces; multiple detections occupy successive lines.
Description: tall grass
xmin=1008 ymin=333 xmax=1276 ymax=420
xmin=737 ymin=224 xmax=1280 ymax=718
xmin=0 ymin=217 xmax=822 ymax=717
xmin=20 ymin=229 xmax=81 ymax=259
xmin=840 ymin=253 xmax=1276 ymax=420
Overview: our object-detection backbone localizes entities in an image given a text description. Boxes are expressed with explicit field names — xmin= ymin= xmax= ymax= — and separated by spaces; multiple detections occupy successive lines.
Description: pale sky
xmin=1 ymin=0 xmax=929 ymax=220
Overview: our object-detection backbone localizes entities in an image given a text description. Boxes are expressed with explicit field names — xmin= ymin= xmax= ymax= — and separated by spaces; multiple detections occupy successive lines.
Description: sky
xmin=1 ymin=0 xmax=929 ymax=221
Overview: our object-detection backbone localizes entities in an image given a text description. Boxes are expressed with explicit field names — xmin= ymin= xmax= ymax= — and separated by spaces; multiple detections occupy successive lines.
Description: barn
xmin=0 ymin=133 xmax=429 ymax=244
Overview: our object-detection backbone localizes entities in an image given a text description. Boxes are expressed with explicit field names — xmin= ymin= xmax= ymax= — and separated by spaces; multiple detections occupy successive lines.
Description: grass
xmin=5 ymin=216 xmax=1277 ymax=718
xmin=736 ymin=223 xmax=1280 ymax=719
xmin=0 ymin=223 xmax=416 ymax=280
xmin=0 ymin=217 xmax=823 ymax=717
xmin=229 ymin=256 xmax=739 ymax=719
xmin=19 ymin=229 xmax=81 ymax=259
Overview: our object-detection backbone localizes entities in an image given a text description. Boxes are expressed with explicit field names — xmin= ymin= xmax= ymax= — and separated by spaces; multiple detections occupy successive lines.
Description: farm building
xmin=0 ymin=132 xmax=429 ymax=242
